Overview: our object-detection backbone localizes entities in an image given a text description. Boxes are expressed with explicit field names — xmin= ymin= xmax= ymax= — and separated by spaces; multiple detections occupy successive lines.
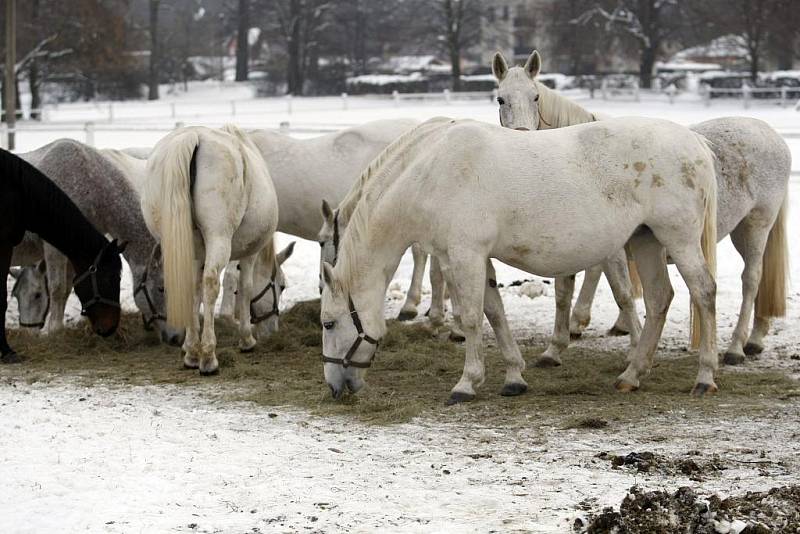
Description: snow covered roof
xmin=672 ymin=35 xmax=749 ymax=62
xmin=347 ymin=73 xmax=426 ymax=86
xmin=656 ymin=61 xmax=722 ymax=72
xmin=381 ymin=55 xmax=448 ymax=74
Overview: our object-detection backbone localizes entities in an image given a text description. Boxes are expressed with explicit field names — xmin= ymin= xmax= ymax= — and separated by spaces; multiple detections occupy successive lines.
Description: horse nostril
xmin=328 ymin=383 xmax=344 ymax=400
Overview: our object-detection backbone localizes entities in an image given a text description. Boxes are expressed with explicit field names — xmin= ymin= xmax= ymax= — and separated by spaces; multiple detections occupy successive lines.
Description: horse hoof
xmin=743 ymin=343 xmax=764 ymax=356
xmin=722 ymin=352 xmax=746 ymax=366
xmin=448 ymin=332 xmax=466 ymax=343
xmin=445 ymin=391 xmax=475 ymax=405
xmin=535 ymin=355 xmax=562 ymax=368
xmin=239 ymin=346 xmax=255 ymax=354
xmin=570 ymin=332 xmax=582 ymax=340
xmin=183 ymin=357 xmax=199 ymax=369
xmin=397 ymin=309 xmax=417 ymax=321
xmin=199 ymin=367 xmax=220 ymax=377
xmin=1 ymin=351 xmax=23 ymax=364
xmin=500 ymin=382 xmax=528 ymax=397
xmin=614 ymin=378 xmax=638 ymax=392
xmin=691 ymin=382 xmax=718 ymax=397
xmin=607 ymin=326 xmax=629 ymax=337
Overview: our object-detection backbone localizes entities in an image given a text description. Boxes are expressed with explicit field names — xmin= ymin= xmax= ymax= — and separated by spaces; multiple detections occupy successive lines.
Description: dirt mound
xmin=578 ymin=485 xmax=800 ymax=533
xmin=596 ymin=450 xmax=724 ymax=480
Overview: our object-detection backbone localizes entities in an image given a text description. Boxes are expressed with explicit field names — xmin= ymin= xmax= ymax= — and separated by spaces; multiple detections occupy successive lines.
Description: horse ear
xmin=9 ymin=267 xmax=22 ymax=279
xmin=36 ymin=260 xmax=47 ymax=274
xmin=321 ymin=200 xmax=334 ymax=223
xmin=322 ymin=262 xmax=335 ymax=289
xmin=524 ymin=50 xmax=541 ymax=79
xmin=277 ymin=241 xmax=296 ymax=265
xmin=492 ymin=52 xmax=508 ymax=82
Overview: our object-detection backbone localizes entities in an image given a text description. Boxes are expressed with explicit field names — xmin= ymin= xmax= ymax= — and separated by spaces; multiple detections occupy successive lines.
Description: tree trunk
xmin=148 ymin=0 xmax=160 ymax=101
xmin=286 ymin=0 xmax=303 ymax=95
xmin=450 ymin=46 xmax=462 ymax=91
xmin=639 ymin=45 xmax=656 ymax=89
xmin=235 ymin=0 xmax=250 ymax=82
xmin=749 ymin=45 xmax=760 ymax=82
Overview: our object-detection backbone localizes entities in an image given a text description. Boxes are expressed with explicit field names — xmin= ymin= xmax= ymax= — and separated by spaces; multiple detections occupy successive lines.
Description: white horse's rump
xmin=321 ymin=118 xmax=718 ymax=402
xmin=142 ymin=125 xmax=278 ymax=374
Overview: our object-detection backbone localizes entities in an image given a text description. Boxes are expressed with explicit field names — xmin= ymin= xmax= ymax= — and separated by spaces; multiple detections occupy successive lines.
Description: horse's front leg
xmin=43 ymin=246 xmax=70 ymax=334
xmin=397 ymin=244 xmax=427 ymax=321
xmin=536 ymin=275 xmax=575 ymax=368
xmin=569 ymin=265 xmax=602 ymax=337
xmin=197 ymin=239 xmax=232 ymax=375
xmin=428 ymin=255 xmax=446 ymax=327
xmin=440 ymin=249 xmax=488 ymax=405
xmin=0 ymin=245 xmax=22 ymax=363
xmin=235 ymin=254 xmax=258 ymax=352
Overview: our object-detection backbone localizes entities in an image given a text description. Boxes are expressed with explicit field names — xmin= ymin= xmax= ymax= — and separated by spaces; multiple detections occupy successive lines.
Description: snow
xmin=3 ymin=85 xmax=800 ymax=532
xmin=672 ymin=34 xmax=750 ymax=62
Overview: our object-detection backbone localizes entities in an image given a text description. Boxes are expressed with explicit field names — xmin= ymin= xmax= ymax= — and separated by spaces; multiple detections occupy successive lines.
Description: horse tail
xmin=691 ymin=134 xmax=718 ymax=349
xmin=153 ymin=130 xmax=199 ymax=329
xmin=755 ymin=193 xmax=789 ymax=319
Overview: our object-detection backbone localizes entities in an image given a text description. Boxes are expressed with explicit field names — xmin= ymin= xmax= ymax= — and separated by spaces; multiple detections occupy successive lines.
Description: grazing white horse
xmin=141 ymin=125 xmax=279 ymax=375
xmin=493 ymin=50 xmax=790 ymax=364
xmin=321 ymin=117 xmax=718 ymax=403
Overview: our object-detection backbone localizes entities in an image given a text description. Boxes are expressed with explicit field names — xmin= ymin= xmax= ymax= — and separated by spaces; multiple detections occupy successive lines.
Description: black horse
xmin=1 ymin=147 xmax=124 ymax=363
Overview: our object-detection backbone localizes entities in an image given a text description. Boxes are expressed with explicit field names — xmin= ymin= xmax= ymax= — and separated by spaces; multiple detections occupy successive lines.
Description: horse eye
xmin=497 ymin=97 xmax=505 ymax=105
xmin=534 ymin=94 xmax=540 ymax=102
xmin=322 ymin=321 xmax=335 ymax=330
xmin=319 ymin=241 xmax=325 ymax=248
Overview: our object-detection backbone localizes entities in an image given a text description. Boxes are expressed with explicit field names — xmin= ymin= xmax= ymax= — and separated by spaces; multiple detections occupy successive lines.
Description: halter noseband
xmin=73 ymin=244 xmax=120 ymax=316
xmin=13 ymin=271 xmax=50 ymax=329
xmin=250 ymin=265 xmax=282 ymax=324
xmin=134 ymin=266 xmax=166 ymax=330
xmin=321 ymin=296 xmax=380 ymax=369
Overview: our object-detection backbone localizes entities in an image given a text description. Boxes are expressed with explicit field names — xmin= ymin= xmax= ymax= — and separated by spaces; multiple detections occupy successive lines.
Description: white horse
xmin=493 ymin=50 xmax=790 ymax=364
xmin=321 ymin=117 xmax=718 ymax=403
xmin=141 ymin=125 xmax=279 ymax=375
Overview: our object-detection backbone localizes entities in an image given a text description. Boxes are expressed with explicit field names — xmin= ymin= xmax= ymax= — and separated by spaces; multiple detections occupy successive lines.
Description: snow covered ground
xmin=2 ymin=85 xmax=800 ymax=532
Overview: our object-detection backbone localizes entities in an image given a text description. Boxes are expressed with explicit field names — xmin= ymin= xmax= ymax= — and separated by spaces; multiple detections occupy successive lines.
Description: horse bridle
xmin=250 ymin=265 xmax=283 ymax=325
xmin=321 ymin=296 xmax=380 ymax=369
xmin=73 ymin=244 xmax=120 ymax=316
xmin=13 ymin=272 xmax=50 ymax=329
xmin=134 ymin=267 xmax=166 ymax=330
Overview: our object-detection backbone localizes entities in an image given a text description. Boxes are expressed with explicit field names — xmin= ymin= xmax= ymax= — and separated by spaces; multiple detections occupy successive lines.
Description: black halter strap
xmin=73 ymin=245 xmax=120 ymax=316
xmin=134 ymin=267 xmax=166 ymax=330
xmin=250 ymin=265 xmax=281 ymax=324
xmin=14 ymin=272 xmax=50 ymax=329
xmin=321 ymin=296 xmax=380 ymax=369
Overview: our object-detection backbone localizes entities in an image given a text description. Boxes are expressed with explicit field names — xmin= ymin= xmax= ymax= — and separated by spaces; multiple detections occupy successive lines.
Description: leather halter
xmin=134 ymin=269 xmax=166 ymax=330
xmin=14 ymin=272 xmax=50 ymax=329
xmin=250 ymin=266 xmax=282 ymax=325
xmin=321 ymin=296 xmax=380 ymax=369
xmin=73 ymin=244 xmax=120 ymax=316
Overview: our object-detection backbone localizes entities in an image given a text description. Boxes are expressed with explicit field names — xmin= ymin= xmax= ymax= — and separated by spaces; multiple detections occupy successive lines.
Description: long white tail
xmin=148 ymin=129 xmax=199 ymax=329
xmin=691 ymin=136 xmax=718 ymax=349
xmin=756 ymin=193 xmax=789 ymax=319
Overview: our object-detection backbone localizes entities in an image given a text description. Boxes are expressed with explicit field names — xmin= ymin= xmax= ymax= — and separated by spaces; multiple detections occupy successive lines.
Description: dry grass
xmin=5 ymin=299 xmax=799 ymax=426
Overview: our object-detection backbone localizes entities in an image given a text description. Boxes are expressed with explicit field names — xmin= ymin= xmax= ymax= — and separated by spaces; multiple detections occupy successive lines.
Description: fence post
xmin=392 ymin=90 xmax=400 ymax=107
xmin=666 ymin=85 xmax=676 ymax=105
xmin=108 ymin=102 xmax=114 ymax=123
xmin=633 ymin=81 xmax=640 ymax=103
xmin=286 ymin=94 xmax=293 ymax=115
xmin=443 ymin=89 xmax=451 ymax=104
xmin=742 ymin=84 xmax=751 ymax=110
xmin=279 ymin=121 xmax=290 ymax=133
xmin=702 ymin=86 xmax=711 ymax=107
xmin=170 ymin=102 xmax=177 ymax=118
xmin=341 ymin=92 xmax=349 ymax=110
xmin=84 ymin=122 xmax=95 ymax=147
xmin=231 ymin=100 xmax=237 ymax=116
xmin=601 ymin=77 xmax=608 ymax=100
xmin=781 ymin=86 xmax=787 ymax=108
xmin=175 ymin=121 xmax=185 ymax=129
xmin=0 ymin=123 xmax=8 ymax=150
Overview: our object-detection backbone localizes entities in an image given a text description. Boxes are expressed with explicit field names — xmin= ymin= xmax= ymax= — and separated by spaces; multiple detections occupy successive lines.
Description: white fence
xmin=701 ymin=85 xmax=799 ymax=108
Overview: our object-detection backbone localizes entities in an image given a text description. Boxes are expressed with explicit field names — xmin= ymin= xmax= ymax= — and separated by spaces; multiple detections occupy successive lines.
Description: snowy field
xmin=2 ymin=83 xmax=800 ymax=532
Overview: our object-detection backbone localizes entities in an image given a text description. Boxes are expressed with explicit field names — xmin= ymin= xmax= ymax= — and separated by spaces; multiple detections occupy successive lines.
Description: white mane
xmin=535 ymin=81 xmax=598 ymax=129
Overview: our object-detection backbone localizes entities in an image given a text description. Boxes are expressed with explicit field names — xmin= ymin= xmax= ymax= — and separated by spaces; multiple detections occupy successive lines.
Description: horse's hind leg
xmin=615 ymin=234 xmax=672 ymax=391
xmin=483 ymin=260 xmax=527 ymax=397
xmin=745 ymin=314 xmax=770 ymax=356
xmin=182 ymin=260 xmax=203 ymax=369
xmin=398 ymin=244 xmax=427 ymax=321
xmin=43 ymin=246 xmax=70 ymax=334
xmin=724 ymin=222 xmax=770 ymax=365
xmin=235 ymin=253 xmax=257 ymax=352
xmin=602 ymin=249 xmax=641 ymax=359
xmin=0 ymin=245 xmax=22 ymax=363
xmin=197 ymin=238 xmax=232 ymax=375
xmin=440 ymin=249 xmax=488 ymax=405
xmin=537 ymin=275 xmax=575 ymax=368
xmin=428 ymin=255 xmax=446 ymax=327
xmin=569 ymin=266 xmax=602 ymax=337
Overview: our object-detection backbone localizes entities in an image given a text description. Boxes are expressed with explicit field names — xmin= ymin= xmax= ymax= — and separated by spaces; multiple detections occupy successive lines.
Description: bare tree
xmin=235 ymin=0 xmax=250 ymax=81
xmin=149 ymin=0 xmax=160 ymax=100
xmin=434 ymin=0 xmax=481 ymax=91
xmin=269 ymin=0 xmax=331 ymax=95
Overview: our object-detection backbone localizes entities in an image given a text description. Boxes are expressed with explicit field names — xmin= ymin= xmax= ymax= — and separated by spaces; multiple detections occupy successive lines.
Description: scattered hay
xmin=5 ymin=299 xmax=800 ymax=425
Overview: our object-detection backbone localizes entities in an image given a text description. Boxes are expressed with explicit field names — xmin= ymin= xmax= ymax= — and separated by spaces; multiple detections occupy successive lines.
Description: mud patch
xmin=596 ymin=450 xmax=724 ymax=481
xmin=578 ymin=484 xmax=800 ymax=533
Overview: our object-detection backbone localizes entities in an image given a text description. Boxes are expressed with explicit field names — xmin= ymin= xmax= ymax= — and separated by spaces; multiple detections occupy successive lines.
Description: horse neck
xmin=536 ymin=81 xmax=596 ymax=129
xmin=10 ymin=152 xmax=108 ymax=273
